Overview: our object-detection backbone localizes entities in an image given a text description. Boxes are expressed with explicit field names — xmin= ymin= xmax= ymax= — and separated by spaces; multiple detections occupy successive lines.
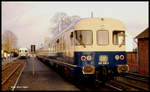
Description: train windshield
xmin=113 ymin=31 xmax=125 ymax=45
xmin=75 ymin=30 xmax=93 ymax=46
xmin=97 ymin=30 xmax=109 ymax=45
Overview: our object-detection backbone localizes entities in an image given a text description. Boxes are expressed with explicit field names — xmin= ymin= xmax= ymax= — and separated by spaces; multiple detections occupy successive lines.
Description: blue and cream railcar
xmin=48 ymin=17 xmax=129 ymax=81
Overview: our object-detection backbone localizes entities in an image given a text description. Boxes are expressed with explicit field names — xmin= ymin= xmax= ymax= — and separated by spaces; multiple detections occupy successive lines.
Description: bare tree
xmin=49 ymin=12 xmax=80 ymax=36
xmin=2 ymin=30 xmax=18 ymax=53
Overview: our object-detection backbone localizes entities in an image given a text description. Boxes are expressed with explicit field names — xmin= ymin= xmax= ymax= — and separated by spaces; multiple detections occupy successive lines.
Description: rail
xmin=2 ymin=64 xmax=21 ymax=85
xmin=127 ymin=72 xmax=149 ymax=78
xmin=2 ymin=64 xmax=13 ymax=71
xmin=123 ymin=74 xmax=149 ymax=83
xmin=115 ymin=80 xmax=148 ymax=91
xmin=104 ymin=80 xmax=140 ymax=91
xmin=104 ymin=82 xmax=123 ymax=91
xmin=11 ymin=62 xmax=26 ymax=91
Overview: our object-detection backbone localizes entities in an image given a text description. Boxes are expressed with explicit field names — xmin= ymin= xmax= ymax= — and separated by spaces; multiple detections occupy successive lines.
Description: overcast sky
xmin=2 ymin=1 xmax=149 ymax=51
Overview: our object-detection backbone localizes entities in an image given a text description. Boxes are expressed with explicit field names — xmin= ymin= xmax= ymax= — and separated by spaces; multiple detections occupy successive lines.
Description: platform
xmin=15 ymin=57 xmax=79 ymax=91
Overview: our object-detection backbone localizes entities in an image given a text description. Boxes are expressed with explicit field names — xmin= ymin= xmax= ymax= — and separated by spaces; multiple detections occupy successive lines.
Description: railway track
xmin=104 ymin=80 xmax=140 ymax=91
xmin=2 ymin=63 xmax=17 ymax=71
xmin=127 ymin=72 xmax=149 ymax=77
xmin=123 ymin=72 xmax=149 ymax=83
xmin=71 ymin=74 xmax=149 ymax=91
xmin=72 ymin=77 xmax=149 ymax=91
xmin=116 ymin=80 xmax=148 ymax=91
xmin=72 ymin=79 xmax=123 ymax=91
xmin=113 ymin=75 xmax=149 ymax=91
xmin=2 ymin=64 xmax=21 ymax=85
xmin=11 ymin=61 xmax=26 ymax=91
xmin=2 ymin=59 xmax=26 ymax=91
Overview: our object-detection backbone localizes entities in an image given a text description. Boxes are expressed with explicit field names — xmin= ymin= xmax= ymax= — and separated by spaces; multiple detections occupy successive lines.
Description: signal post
xmin=31 ymin=45 xmax=36 ymax=76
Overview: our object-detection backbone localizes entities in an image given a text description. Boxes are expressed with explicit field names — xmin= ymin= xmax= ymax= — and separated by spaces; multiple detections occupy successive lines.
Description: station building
xmin=135 ymin=27 xmax=149 ymax=75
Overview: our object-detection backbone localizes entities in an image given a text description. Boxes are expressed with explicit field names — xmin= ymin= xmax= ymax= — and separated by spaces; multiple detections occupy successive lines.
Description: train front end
xmin=74 ymin=51 xmax=129 ymax=81
xmin=72 ymin=18 xmax=129 ymax=81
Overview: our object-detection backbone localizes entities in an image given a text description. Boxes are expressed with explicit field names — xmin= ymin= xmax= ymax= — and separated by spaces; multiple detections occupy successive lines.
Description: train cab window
xmin=74 ymin=30 xmax=93 ymax=46
xmin=97 ymin=30 xmax=109 ymax=45
xmin=113 ymin=31 xmax=125 ymax=45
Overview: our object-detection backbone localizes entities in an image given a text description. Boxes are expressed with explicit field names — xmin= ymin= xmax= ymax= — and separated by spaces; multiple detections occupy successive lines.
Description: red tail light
xmin=120 ymin=55 xmax=124 ymax=60
xmin=81 ymin=56 xmax=86 ymax=61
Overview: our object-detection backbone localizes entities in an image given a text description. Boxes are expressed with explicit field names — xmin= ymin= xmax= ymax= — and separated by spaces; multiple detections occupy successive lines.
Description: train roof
xmin=74 ymin=17 xmax=125 ymax=30
xmin=51 ymin=17 xmax=125 ymax=41
xmin=19 ymin=48 xmax=28 ymax=50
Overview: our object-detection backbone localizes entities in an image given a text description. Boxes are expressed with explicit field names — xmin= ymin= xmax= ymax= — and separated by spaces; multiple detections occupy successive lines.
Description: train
xmin=37 ymin=17 xmax=129 ymax=82
xmin=19 ymin=48 xmax=28 ymax=59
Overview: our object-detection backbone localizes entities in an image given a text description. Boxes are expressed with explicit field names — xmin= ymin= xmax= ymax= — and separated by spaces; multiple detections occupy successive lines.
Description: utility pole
xmin=91 ymin=11 xmax=94 ymax=18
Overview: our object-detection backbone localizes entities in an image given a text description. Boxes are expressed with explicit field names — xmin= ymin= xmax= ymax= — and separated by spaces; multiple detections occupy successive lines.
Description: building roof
xmin=135 ymin=27 xmax=149 ymax=39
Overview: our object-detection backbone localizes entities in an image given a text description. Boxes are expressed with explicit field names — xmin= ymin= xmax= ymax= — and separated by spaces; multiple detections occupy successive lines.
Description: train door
xmin=68 ymin=30 xmax=75 ymax=64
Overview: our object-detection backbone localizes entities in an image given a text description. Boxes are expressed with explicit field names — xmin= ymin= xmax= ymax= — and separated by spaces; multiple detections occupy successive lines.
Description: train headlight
xmin=81 ymin=56 xmax=86 ymax=61
xmin=99 ymin=55 xmax=109 ymax=64
xmin=115 ymin=55 xmax=120 ymax=60
xmin=87 ymin=55 xmax=92 ymax=61
xmin=117 ymin=64 xmax=129 ymax=73
xmin=82 ymin=65 xmax=95 ymax=74
xmin=120 ymin=55 xmax=124 ymax=60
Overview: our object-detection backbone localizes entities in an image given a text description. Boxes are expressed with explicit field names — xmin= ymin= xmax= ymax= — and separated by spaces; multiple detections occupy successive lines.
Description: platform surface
xmin=15 ymin=57 xmax=79 ymax=91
